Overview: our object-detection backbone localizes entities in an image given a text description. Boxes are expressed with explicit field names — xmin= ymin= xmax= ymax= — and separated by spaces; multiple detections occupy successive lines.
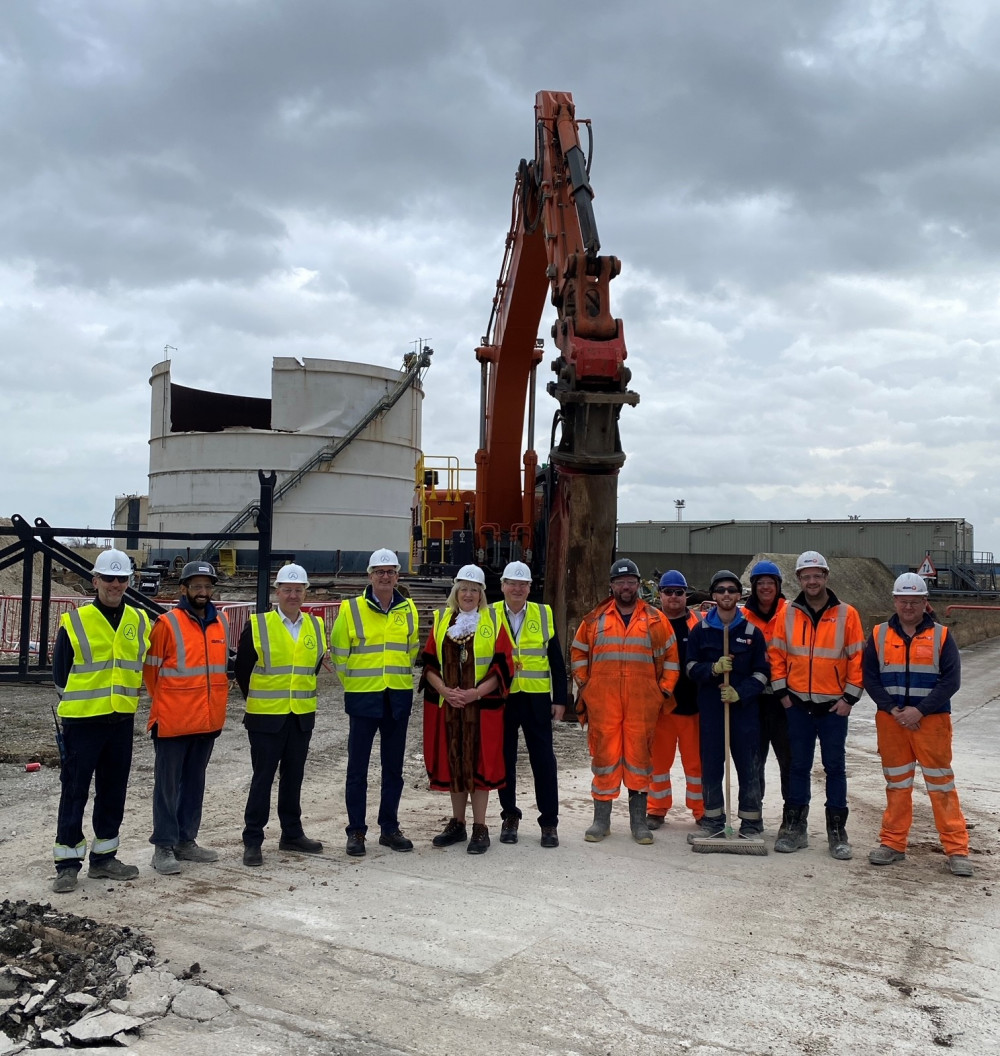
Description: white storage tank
xmin=147 ymin=357 xmax=423 ymax=572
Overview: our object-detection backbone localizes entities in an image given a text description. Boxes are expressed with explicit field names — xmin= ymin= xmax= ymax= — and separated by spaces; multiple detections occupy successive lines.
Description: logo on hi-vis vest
xmin=528 ymin=620 xmax=539 ymax=633
xmin=479 ymin=625 xmax=492 ymax=638
xmin=123 ymin=625 xmax=136 ymax=641
xmin=393 ymin=613 xmax=405 ymax=626
xmin=736 ymin=637 xmax=751 ymax=646
xmin=304 ymin=635 xmax=316 ymax=649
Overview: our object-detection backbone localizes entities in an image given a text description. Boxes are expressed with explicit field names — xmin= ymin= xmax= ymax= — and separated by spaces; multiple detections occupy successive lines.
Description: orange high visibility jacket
xmin=768 ymin=592 xmax=864 ymax=705
xmin=144 ymin=604 xmax=230 ymax=737
xmin=571 ymin=598 xmax=679 ymax=723
xmin=743 ymin=596 xmax=787 ymax=644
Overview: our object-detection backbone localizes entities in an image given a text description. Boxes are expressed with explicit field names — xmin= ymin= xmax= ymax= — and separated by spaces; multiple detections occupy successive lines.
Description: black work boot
xmin=628 ymin=790 xmax=653 ymax=845
xmin=826 ymin=806 xmax=853 ymax=860
xmin=774 ymin=805 xmax=809 ymax=853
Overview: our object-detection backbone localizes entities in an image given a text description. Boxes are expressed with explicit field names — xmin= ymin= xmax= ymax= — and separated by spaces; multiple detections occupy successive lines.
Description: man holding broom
xmin=685 ymin=570 xmax=769 ymax=849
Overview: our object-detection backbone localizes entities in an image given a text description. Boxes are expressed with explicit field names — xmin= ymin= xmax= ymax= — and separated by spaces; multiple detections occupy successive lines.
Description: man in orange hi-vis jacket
xmin=571 ymin=558 xmax=679 ymax=846
xmin=862 ymin=573 xmax=972 ymax=878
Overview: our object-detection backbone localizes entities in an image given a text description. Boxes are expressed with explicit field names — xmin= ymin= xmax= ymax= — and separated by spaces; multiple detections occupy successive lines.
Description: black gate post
xmin=255 ymin=470 xmax=276 ymax=613
xmin=17 ymin=536 xmax=34 ymax=679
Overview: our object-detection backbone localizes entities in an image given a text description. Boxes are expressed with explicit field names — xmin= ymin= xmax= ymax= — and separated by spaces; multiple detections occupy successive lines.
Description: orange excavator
xmin=415 ymin=90 xmax=638 ymax=656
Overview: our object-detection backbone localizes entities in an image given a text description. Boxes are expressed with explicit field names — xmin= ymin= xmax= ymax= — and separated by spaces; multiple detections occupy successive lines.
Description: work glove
xmin=711 ymin=655 xmax=733 ymax=676
xmin=720 ymin=685 xmax=740 ymax=704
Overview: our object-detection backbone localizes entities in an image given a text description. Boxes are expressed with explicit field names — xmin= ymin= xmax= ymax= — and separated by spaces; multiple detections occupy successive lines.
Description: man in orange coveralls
xmin=571 ymin=558 xmax=679 ymax=845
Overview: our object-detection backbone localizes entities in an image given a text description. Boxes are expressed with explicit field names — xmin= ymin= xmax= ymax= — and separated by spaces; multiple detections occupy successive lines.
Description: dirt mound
xmin=0 ymin=519 xmax=84 ymax=599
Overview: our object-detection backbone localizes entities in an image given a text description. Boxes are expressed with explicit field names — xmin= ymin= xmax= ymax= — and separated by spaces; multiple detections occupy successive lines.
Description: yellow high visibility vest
xmin=433 ymin=607 xmax=497 ymax=685
xmin=331 ymin=593 xmax=419 ymax=693
xmin=247 ymin=610 xmax=327 ymax=714
xmin=492 ymin=600 xmax=553 ymax=694
xmin=58 ymin=604 xmax=150 ymax=717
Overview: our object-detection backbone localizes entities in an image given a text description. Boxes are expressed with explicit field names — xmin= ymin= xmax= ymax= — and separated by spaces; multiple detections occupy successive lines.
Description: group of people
xmin=48 ymin=544 xmax=973 ymax=893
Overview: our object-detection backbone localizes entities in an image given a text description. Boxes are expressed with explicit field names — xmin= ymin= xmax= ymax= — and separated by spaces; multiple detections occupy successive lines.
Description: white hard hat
xmin=501 ymin=561 xmax=531 ymax=582
xmin=275 ymin=563 xmax=309 ymax=586
xmin=455 ymin=564 xmax=486 ymax=587
xmin=795 ymin=550 xmax=829 ymax=573
xmin=92 ymin=549 xmax=132 ymax=576
xmin=893 ymin=572 xmax=929 ymax=596
xmin=367 ymin=548 xmax=400 ymax=571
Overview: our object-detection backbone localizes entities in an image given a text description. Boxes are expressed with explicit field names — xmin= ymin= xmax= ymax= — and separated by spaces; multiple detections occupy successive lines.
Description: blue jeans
xmin=345 ymin=697 xmax=410 ymax=835
xmin=785 ymin=705 xmax=848 ymax=809
xmin=150 ymin=731 xmax=217 ymax=847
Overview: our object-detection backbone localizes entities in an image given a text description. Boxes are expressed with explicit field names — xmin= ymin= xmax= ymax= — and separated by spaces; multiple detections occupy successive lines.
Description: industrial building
xmin=119 ymin=356 xmax=425 ymax=573
xmin=617 ymin=518 xmax=992 ymax=592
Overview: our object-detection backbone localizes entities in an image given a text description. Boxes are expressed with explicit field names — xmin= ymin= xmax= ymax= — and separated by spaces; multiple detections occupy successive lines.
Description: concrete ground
xmin=1 ymin=639 xmax=998 ymax=1056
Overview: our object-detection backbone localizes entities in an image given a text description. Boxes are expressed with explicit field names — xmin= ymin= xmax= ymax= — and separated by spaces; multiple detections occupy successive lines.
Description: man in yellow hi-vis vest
xmin=331 ymin=548 xmax=419 ymax=858
xmin=235 ymin=563 xmax=328 ymax=867
xmin=50 ymin=549 xmax=150 ymax=894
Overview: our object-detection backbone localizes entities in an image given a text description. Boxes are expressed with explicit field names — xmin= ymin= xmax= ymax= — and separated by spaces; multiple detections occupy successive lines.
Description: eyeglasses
xmin=371 ymin=569 xmax=398 ymax=577
xmin=98 ymin=575 xmax=129 ymax=584
xmin=713 ymin=586 xmax=741 ymax=595
xmin=659 ymin=588 xmax=686 ymax=597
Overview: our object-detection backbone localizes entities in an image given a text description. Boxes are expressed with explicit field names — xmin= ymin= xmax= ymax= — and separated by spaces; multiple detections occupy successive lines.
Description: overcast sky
xmin=3 ymin=1 xmax=1000 ymax=556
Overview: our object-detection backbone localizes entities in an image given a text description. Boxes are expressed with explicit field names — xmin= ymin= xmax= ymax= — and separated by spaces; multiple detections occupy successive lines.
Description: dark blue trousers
xmin=758 ymin=693 xmax=792 ymax=807
xmin=699 ymin=698 xmax=762 ymax=828
xmin=55 ymin=715 xmax=134 ymax=871
xmin=498 ymin=691 xmax=560 ymax=829
xmin=786 ymin=706 xmax=848 ymax=809
xmin=243 ymin=718 xmax=312 ymax=846
xmin=345 ymin=698 xmax=409 ymax=836
xmin=150 ymin=731 xmax=216 ymax=847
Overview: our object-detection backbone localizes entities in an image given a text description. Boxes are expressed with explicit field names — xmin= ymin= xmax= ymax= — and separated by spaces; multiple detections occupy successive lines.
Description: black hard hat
xmin=709 ymin=569 xmax=741 ymax=593
xmin=179 ymin=560 xmax=218 ymax=584
xmin=610 ymin=558 xmax=641 ymax=581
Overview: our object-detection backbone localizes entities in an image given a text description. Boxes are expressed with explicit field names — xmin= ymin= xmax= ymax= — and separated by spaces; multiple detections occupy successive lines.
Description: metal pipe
xmin=479 ymin=360 xmax=489 ymax=450
xmin=945 ymin=604 xmax=1000 ymax=614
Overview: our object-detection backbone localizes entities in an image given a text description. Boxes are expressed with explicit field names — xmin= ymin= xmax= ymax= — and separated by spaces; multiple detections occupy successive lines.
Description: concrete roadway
xmin=4 ymin=639 xmax=1000 ymax=1055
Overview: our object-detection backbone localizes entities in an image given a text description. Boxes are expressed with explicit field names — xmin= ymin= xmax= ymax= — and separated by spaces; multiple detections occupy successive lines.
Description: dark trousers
xmin=243 ymin=718 xmax=313 ymax=846
xmin=699 ymin=697 xmax=762 ymax=827
xmin=758 ymin=693 xmax=792 ymax=807
xmin=55 ymin=716 xmax=134 ymax=871
xmin=150 ymin=731 xmax=216 ymax=847
xmin=786 ymin=706 xmax=848 ymax=809
xmin=497 ymin=691 xmax=560 ymax=828
xmin=345 ymin=698 xmax=409 ymax=835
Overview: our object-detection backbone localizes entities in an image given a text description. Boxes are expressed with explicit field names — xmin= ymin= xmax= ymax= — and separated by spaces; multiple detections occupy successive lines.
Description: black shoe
xmin=243 ymin=844 xmax=263 ymax=867
xmin=432 ymin=818 xmax=468 ymax=848
xmin=499 ymin=816 xmax=519 ymax=844
xmin=378 ymin=830 xmax=413 ymax=852
xmin=540 ymin=826 xmax=559 ymax=849
xmin=467 ymin=823 xmax=490 ymax=855
xmin=346 ymin=832 xmax=366 ymax=857
xmin=279 ymin=835 xmax=323 ymax=854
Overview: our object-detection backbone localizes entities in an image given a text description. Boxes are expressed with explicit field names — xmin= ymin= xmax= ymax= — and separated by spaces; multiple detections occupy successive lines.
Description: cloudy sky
xmin=3 ymin=1 xmax=1000 ymax=555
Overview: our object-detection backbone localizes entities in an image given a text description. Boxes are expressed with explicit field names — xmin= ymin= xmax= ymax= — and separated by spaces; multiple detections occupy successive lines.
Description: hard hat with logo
xmin=709 ymin=569 xmax=742 ymax=593
xmin=455 ymin=564 xmax=486 ymax=586
xmin=795 ymin=551 xmax=829 ymax=574
xmin=658 ymin=570 xmax=688 ymax=590
xmin=92 ymin=549 xmax=133 ymax=577
xmin=750 ymin=560 xmax=782 ymax=582
xmin=893 ymin=572 xmax=929 ymax=596
xmin=367 ymin=548 xmax=400 ymax=571
xmin=179 ymin=560 xmax=217 ymax=584
xmin=501 ymin=561 xmax=532 ymax=582
xmin=275 ymin=563 xmax=309 ymax=587
xmin=609 ymin=558 xmax=641 ymax=581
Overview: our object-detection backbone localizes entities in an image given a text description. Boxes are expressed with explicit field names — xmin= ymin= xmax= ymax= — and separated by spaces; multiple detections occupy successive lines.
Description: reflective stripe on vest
xmin=433 ymin=607 xmax=497 ymax=685
xmin=493 ymin=600 xmax=553 ymax=694
xmin=873 ymin=622 xmax=946 ymax=702
xmin=247 ymin=610 xmax=326 ymax=714
xmin=339 ymin=594 xmax=418 ymax=692
xmin=776 ymin=603 xmax=859 ymax=703
xmin=58 ymin=605 xmax=150 ymax=717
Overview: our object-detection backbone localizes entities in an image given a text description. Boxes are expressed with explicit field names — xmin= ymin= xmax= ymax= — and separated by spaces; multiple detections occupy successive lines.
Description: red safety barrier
xmin=302 ymin=602 xmax=340 ymax=643
xmin=0 ymin=596 xmax=86 ymax=657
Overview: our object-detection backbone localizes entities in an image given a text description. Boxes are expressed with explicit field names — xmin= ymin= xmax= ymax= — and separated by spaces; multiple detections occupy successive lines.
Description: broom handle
xmin=723 ymin=622 xmax=732 ymax=831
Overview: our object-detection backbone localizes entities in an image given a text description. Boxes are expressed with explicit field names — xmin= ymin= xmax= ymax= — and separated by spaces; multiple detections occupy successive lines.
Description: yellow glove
xmin=711 ymin=655 xmax=733 ymax=676
xmin=720 ymin=684 xmax=740 ymax=704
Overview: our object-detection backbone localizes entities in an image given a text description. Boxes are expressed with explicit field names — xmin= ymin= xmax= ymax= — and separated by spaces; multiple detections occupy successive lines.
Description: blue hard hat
xmin=658 ymin=570 xmax=688 ymax=590
xmin=750 ymin=560 xmax=782 ymax=582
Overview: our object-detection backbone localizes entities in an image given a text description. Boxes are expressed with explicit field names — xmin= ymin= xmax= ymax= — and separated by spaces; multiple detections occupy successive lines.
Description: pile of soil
xmin=0 ymin=900 xmax=154 ymax=1049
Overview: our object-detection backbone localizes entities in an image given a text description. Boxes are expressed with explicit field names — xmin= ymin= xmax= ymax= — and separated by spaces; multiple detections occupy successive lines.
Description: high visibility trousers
xmin=586 ymin=695 xmax=657 ymax=800
xmin=648 ymin=711 xmax=702 ymax=819
xmin=875 ymin=710 xmax=969 ymax=856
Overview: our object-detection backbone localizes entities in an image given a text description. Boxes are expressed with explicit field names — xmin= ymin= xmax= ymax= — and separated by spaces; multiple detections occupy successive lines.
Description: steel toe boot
xmin=826 ymin=807 xmax=852 ymax=860
xmin=628 ymin=791 xmax=654 ymax=845
xmin=774 ymin=805 xmax=809 ymax=853
xmin=584 ymin=799 xmax=612 ymax=842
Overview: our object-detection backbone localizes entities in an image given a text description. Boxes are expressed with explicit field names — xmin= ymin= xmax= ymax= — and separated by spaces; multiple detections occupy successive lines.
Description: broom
xmin=691 ymin=621 xmax=767 ymax=856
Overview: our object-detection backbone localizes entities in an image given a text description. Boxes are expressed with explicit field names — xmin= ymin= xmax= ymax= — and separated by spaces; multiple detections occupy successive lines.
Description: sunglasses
xmin=713 ymin=586 xmax=741 ymax=595
xmin=98 ymin=575 xmax=129 ymax=584
xmin=659 ymin=588 xmax=686 ymax=597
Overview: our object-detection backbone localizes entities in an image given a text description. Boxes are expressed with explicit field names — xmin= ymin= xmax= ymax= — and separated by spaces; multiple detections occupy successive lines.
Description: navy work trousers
xmin=785 ymin=705 xmax=848 ymax=809
xmin=150 ymin=731 xmax=216 ymax=847
xmin=55 ymin=715 xmax=134 ymax=871
xmin=243 ymin=717 xmax=313 ymax=846
xmin=345 ymin=695 xmax=409 ymax=836
xmin=758 ymin=693 xmax=792 ymax=807
xmin=698 ymin=697 xmax=762 ymax=828
xmin=497 ymin=691 xmax=560 ymax=829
